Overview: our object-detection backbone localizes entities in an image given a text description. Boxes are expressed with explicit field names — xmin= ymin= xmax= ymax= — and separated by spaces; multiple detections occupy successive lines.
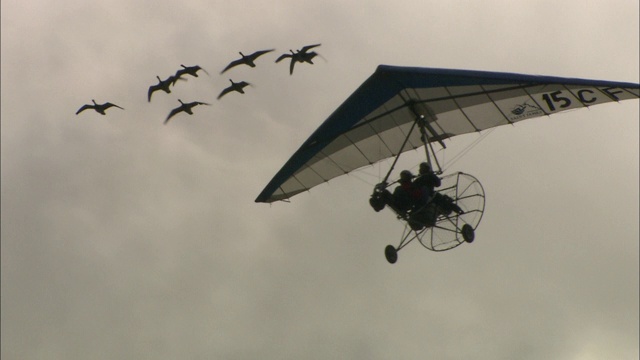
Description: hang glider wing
xmin=256 ymin=65 xmax=640 ymax=203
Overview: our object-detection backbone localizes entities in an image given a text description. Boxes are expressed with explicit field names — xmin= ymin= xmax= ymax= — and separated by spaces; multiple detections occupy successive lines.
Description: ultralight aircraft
xmin=256 ymin=65 xmax=640 ymax=263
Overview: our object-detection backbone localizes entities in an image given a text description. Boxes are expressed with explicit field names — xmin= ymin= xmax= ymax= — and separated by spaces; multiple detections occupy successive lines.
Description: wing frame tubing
xmin=417 ymin=116 xmax=445 ymax=174
xmin=378 ymin=117 xmax=420 ymax=188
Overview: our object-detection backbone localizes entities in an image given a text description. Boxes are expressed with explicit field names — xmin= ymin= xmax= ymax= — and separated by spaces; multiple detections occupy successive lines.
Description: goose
xmin=164 ymin=99 xmax=211 ymax=125
xmin=148 ymin=74 xmax=186 ymax=102
xmin=217 ymin=79 xmax=251 ymax=99
xmin=276 ymin=49 xmax=319 ymax=74
xmin=176 ymin=64 xmax=209 ymax=78
xmin=275 ymin=44 xmax=321 ymax=75
xmin=76 ymin=99 xmax=124 ymax=115
xmin=220 ymin=49 xmax=275 ymax=74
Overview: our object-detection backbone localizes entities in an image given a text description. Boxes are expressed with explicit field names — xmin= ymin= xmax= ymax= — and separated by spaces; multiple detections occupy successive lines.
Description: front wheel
xmin=385 ymin=245 xmax=398 ymax=264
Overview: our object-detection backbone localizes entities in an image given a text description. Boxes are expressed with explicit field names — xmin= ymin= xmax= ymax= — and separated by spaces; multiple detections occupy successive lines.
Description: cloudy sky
xmin=2 ymin=1 xmax=638 ymax=359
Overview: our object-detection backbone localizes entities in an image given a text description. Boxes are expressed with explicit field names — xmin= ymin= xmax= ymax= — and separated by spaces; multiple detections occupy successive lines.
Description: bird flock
xmin=75 ymin=44 xmax=323 ymax=125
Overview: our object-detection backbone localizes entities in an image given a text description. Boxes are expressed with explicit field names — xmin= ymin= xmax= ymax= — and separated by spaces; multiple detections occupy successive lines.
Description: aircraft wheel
xmin=385 ymin=245 xmax=398 ymax=264
xmin=461 ymin=224 xmax=475 ymax=243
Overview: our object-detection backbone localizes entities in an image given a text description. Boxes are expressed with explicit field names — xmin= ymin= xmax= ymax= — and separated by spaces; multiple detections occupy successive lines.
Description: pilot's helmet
xmin=399 ymin=170 xmax=414 ymax=182
xmin=419 ymin=162 xmax=431 ymax=174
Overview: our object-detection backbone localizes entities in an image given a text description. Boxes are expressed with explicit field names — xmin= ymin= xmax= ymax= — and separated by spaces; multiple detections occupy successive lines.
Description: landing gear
xmin=461 ymin=224 xmax=475 ymax=243
xmin=374 ymin=172 xmax=485 ymax=262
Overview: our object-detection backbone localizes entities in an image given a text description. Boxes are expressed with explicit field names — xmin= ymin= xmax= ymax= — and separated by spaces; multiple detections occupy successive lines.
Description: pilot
xmin=413 ymin=162 xmax=441 ymax=201
xmin=393 ymin=170 xmax=426 ymax=212
xmin=413 ymin=163 xmax=464 ymax=215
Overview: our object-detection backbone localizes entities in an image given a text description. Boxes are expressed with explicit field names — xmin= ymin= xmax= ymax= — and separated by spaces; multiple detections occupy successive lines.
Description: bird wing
xmin=249 ymin=49 xmax=275 ymax=60
xmin=175 ymin=68 xmax=189 ymax=78
xmin=75 ymin=104 xmax=92 ymax=115
xmin=197 ymin=66 xmax=210 ymax=76
xmin=289 ymin=58 xmax=296 ymax=75
xmin=220 ymin=59 xmax=245 ymax=74
xmin=217 ymin=87 xmax=233 ymax=99
xmin=104 ymin=102 xmax=124 ymax=110
xmin=148 ymin=84 xmax=160 ymax=102
xmin=275 ymin=53 xmax=292 ymax=63
xmin=196 ymin=101 xmax=211 ymax=106
xmin=300 ymin=43 xmax=321 ymax=53
xmin=164 ymin=107 xmax=183 ymax=124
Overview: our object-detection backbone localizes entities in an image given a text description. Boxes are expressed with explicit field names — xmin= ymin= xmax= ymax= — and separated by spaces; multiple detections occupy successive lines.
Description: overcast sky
xmin=2 ymin=1 xmax=638 ymax=359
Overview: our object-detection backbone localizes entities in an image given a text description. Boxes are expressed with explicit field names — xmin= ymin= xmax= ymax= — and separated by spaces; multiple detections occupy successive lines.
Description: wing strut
xmin=375 ymin=99 xmax=451 ymax=194
xmin=417 ymin=116 xmax=444 ymax=174
xmin=407 ymin=100 xmax=445 ymax=174
xmin=376 ymin=118 xmax=420 ymax=190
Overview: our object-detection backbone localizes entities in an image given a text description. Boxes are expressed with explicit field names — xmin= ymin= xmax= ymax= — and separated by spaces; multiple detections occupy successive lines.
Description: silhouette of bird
xmin=148 ymin=74 xmax=186 ymax=102
xmin=217 ymin=79 xmax=251 ymax=99
xmin=164 ymin=99 xmax=210 ymax=125
xmin=275 ymin=44 xmax=321 ymax=75
xmin=176 ymin=64 xmax=209 ymax=78
xmin=276 ymin=50 xmax=319 ymax=74
xmin=220 ymin=49 xmax=275 ymax=74
xmin=76 ymin=99 xmax=124 ymax=115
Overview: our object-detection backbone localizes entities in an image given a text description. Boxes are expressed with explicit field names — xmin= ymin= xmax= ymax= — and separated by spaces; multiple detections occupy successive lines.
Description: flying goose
xmin=164 ymin=99 xmax=210 ymax=125
xmin=217 ymin=79 xmax=251 ymax=99
xmin=176 ymin=64 xmax=209 ymax=78
xmin=76 ymin=99 xmax=124 ymax=115
xmin=220 ymin=49 xmax=275 ymax=74
xmin=148 ymin=74 xmax=186 ymax=102
xmin=275 ymin=44 xmax=321 ymax=75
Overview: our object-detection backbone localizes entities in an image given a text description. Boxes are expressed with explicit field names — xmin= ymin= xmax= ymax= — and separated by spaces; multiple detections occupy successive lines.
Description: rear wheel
xmin=461 ymin=224 xmax=475 ymax=243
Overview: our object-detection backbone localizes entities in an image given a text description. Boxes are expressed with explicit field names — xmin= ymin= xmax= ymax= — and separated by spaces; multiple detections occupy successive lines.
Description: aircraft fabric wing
xmin=256 ymin=65 xmax=640 ymax=203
